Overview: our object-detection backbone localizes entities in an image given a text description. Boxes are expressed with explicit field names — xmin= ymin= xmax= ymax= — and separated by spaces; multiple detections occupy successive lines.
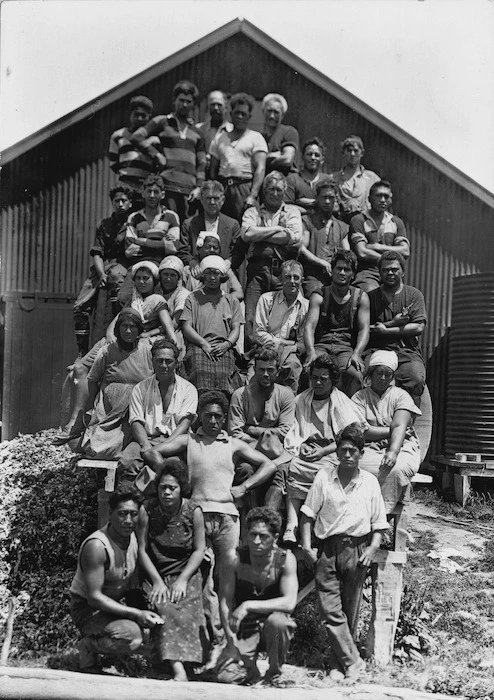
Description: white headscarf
xmin=159 ymin=255 xmax=184 ymax=277
xmin=131 ymin=261 xmax=159 ymax=280
xmin=368 ymin=350 xmax=399 ymax=372
xmin=199 ymin=255 xmax=228 ymax=274
xmin=196 ymin=231 xmax=221 ymax=248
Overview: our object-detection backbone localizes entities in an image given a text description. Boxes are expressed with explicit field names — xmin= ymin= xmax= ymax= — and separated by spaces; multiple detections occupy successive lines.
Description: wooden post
xmin=453 ymin=472 xmax=471 ymax=506
xmin=368 ymin=503 xmax=408 ymax=665
xmin=77 ymin=460 xmax=117 ymax=527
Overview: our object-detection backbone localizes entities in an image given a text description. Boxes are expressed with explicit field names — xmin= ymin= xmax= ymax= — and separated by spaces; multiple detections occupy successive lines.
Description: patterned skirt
xmin=184 ymin=346 xmax=243 ymax=395
xmin=149 ymin=570 xmax=207 ymax=664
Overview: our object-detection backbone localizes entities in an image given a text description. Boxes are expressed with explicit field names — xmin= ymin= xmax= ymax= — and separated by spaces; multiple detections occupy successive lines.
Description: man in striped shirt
xmin=131 ymin=80 xmax=206 ymax=223
xmin=108 ymin=95 xmax=159 ymax=210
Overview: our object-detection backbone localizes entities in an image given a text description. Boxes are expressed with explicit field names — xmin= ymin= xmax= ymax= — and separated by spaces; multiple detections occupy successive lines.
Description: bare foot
xmin=170 ymin=660 xmax=188 ymax=682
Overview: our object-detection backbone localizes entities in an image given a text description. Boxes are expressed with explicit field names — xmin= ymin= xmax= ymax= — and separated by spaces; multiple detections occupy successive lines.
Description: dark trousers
xmin=219 ymin=180 xmax=252 ymax=222
xmin=216 ymin=612 xmax=296 ymax=683
xmin=73 ymin=262 xmax=127 ymax=354
xmin=70 ymin=593 xmax=144 ymax=669
xmin=315 ymin=534 xmax=370 ymax=671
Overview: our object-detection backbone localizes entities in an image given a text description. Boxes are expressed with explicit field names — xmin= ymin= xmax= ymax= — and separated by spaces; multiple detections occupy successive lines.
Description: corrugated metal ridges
xmin=445 ymin=274 xmax=494 ymax=458
xmin=1 ymin=32 xmax=494 ymax=448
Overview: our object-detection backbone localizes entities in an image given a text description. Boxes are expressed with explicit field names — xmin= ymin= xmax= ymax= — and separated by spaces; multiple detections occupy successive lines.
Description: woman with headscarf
xmin=55 ymin=263 xmax=177 ymax=447
xmin=352 ymin=350 xmax=422 ymax=513
xmin=182 ymin=232 xmax=243 ymax=301
xmin=158 ymin=255 xmax=190 ymax=360
xmin=79 ymin=308 xmax=154 ymax=458
xmin=180 ymin=255 xmax=244 ymax=395
xmin=107 ymin=261 xmax=177 ymax=343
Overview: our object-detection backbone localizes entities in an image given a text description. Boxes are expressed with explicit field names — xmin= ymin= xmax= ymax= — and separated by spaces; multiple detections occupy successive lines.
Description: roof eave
xmin=2 ymin=17 xmax=493 ymax=207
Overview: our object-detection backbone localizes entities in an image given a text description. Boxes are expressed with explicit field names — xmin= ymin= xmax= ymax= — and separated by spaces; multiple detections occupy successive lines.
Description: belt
xmin=219 ymin=176 xmax=252 ymax=187
xmin=321 ymin=533 xmax=371 ymax=555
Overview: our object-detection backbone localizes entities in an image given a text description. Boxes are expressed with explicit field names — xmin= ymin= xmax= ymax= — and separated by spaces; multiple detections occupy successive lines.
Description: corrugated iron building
xmin=2 ymin=19 xmax=494 ymax=448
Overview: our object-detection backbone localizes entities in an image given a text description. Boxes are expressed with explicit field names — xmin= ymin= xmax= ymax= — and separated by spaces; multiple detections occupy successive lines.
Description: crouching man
xmin=217 ymin=507 xmax=298 ymax=685
xmin=69 ymin=484 xmax=163 ymax=673
xmin=299 ymin=424 xmax=388 ymax=682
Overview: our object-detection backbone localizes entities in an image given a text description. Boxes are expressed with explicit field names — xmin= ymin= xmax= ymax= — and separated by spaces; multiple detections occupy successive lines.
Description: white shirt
xmin=254 ymin=290 xmax=308 ymax=350
xmin=129 ymin=374 xmax=198 ymax=437
xmin=301 ymin=466 xmax=388 ymax=539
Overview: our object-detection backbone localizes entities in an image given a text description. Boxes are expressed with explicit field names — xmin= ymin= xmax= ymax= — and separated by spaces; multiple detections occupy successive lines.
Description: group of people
xmin=66 ymin=80 xmax=429 ymax=684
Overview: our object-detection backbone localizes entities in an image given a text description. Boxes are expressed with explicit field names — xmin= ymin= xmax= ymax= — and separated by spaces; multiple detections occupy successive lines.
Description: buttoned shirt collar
xmin=278 ymin=289 xmax=305 ymax=309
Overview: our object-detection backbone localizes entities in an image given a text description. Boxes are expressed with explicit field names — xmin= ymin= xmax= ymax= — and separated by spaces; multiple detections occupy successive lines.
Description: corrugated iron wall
xmin=2 ymin=32 xmax=494 ymax=445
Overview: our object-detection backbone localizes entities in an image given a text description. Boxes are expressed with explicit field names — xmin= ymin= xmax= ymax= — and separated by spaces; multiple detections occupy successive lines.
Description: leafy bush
xmin=0 ymin=431 xmax=98 ymax=654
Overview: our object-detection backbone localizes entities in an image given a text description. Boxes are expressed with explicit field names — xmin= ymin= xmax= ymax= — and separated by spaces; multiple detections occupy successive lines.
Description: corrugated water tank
xmin=445 ymin=273 xmax=494 ymax=458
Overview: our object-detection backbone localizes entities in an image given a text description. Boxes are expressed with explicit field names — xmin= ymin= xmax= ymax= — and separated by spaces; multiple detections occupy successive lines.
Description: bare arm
xmin=371 ymin=320 xmax=425 ymax=339
xmin=299 ymin=513 xmax=318 ymax=567
xmin=354 ymin=238 xmax=410 ymax=262
xmin=230 ymin=439 xmax=276 ymax=499
xmin=137 ymin=507 xmax=168 ymax=604
xmin=248 ymin=151 xmax=266 ymax=200
xmin=381 ymin=408 xmax=413 ymax=469
xmin=303 ymin=294 xmax=322 ymax=368
xmin=266 ymin=145 xmax=296 ymax=171
xmin=81 ymin=539 xmax=162 ymax=627
xmin=298 ymin=244 xmax=332 ymax=277
xmin=229 ymin=549 xmax=298 ymax=633
xmin=131 ymin=421 xmax=152 ymax=452
xmin=351 ymin=291 xmax=370 ymax=365
xmin=168 ymin=507 xmax=206 ymax=602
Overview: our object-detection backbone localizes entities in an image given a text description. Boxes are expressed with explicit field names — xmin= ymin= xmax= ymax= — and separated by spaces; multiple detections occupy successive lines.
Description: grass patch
xmin=2 ymin=433 xmax=494 ymax=697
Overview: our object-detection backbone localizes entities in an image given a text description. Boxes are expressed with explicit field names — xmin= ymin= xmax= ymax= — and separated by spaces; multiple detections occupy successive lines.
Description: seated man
xmin=298 ymin=176 xmax=350 ymax=297
xmin=108 ymin=95 xmax=159 ymax=210
xmin=73 ymin=186 xmax=132 ymax=356
xmin=349 ymin=179 xmax=410 ymax=292
xmin=242 ymin=171 xmax=303 ymax=349
xmin=118 ymin=339 xmax=198 ymax=483
xmin=304 ymin=249 xmax=370 ymax=397
xmin=285 ymin=137 xmax=326 ymax=211
xmin=69 ymin=484 xmax=163 ymax=673
xmin=144 ymin=391 xmax=278 ymax=654
xmin=261 ymin=93 xmax=299 ymax=175
xmin=282 ymin=353 xmax=365 ymax=544
xmin=217 ymin=507 xmax=298 ymax=685
xmin=366 ymin=251 xmax=427 ymax=405
xmin=300 ymin=424 xmax=388 ymax=682
xmin=228 ymin=348 xmax=295 ymax=503
xmin=116 ymin=174 xmax=181 ymax=307
xmin=176 ymin=180 xmax=243 ymax=275
xmin=210 ymin=92 xmax=268 ymax=221
xmin=330 ymin=135 xmax=380 ymax=225
xmin=253 ymin=260 xmax=308 ymax=393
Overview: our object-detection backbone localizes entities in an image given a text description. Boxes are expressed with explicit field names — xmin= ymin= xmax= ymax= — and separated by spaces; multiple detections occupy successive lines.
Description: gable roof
xmin=3 ymin=18 xmax=493 ymax=207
